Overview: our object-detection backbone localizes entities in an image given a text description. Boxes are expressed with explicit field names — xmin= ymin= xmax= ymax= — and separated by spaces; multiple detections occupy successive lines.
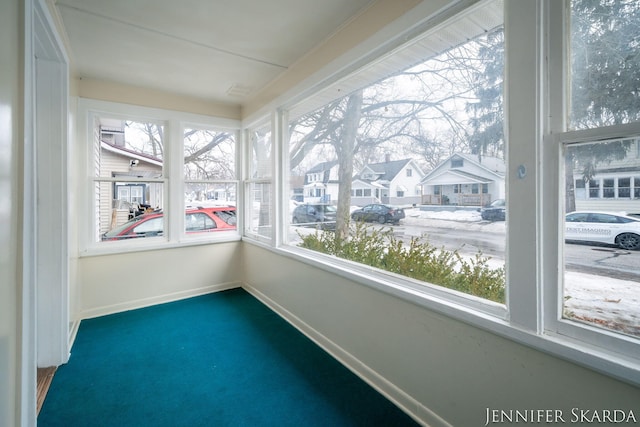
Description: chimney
xmin=385 ymin=153 xmax=391 ymax=163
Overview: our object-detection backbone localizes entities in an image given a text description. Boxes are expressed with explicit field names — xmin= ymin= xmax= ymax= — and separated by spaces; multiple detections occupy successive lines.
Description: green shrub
xmin=298 ymin=223 xmax=505 ymax=303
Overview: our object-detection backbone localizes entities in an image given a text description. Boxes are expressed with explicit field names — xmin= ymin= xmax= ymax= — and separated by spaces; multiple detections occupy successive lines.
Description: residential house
xmin=420 ymin=153 xmax=505 ymax=206
xmin=4 ymin=1 xmax=638 ymax=427
xmin=572 ymin=137 xmax=640 ymax=214
xmin=352 ymin=157 xmax=425 ymax=206
xmin=301 ymin=160 xmax=339 ymax=203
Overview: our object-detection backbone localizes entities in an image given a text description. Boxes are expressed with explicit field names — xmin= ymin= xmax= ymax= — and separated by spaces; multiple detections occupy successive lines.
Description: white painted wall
xmin=76 ymin=242 xmax=243 ymax=319
xmin=242 ymin=243 xmax=640 ymax=426
xmin=0 ymin=1 xmax=21 ymax=425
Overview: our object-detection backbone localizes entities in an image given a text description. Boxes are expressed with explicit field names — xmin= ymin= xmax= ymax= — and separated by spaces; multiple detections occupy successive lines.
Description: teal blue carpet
xmin=39 ymin=288 xmax=419 ymax=426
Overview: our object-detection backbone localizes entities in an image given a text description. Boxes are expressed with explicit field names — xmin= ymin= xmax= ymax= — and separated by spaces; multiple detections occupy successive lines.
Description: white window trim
xmin=242 ymin=114 xmax=276 ymax=244
xmin=240 ymin=0 xmax=640 ymax=386
xmin=77 ymin=98 xmax=241 ymax=257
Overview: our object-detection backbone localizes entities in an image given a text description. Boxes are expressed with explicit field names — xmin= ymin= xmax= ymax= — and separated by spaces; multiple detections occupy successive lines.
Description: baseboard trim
xmin=79 ymin=281 xmax=242 ymax=320
xmin=242 ymin=283 xmax=451 ymax=427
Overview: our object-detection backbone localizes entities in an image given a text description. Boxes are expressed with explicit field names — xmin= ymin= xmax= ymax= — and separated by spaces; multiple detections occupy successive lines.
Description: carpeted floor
xmin=38 ymin=288 xmax=420 ymax=426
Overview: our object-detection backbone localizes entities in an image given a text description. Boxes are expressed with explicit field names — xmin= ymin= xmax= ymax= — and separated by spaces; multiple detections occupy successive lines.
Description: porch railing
xmin=421 ymin=193 xmax=492 ymax=206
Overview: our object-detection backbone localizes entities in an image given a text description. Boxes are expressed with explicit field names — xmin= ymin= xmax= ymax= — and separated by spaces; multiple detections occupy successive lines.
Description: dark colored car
xmin=480 ymin=199 xmax=505 ymax=221
xmin=291 ymin=204 xmax=337 ymax=226
xmin=102 ymin=206 xmax=236 ymax=240
xmin=350 ymin=204 xmax=405 ymax=225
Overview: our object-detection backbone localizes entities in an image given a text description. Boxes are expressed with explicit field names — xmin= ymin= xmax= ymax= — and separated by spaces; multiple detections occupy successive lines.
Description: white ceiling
xmin=53 ymin=0 xmax=374 ymax=106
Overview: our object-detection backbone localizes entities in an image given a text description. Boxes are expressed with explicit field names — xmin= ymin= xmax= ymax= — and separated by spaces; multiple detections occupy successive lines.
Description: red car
xmin=102 ymin=206 xmax=236 ymax=241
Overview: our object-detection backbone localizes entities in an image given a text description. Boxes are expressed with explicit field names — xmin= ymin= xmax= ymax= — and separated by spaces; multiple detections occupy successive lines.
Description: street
xmin=290 ymin=212 xmax=640 ymax=282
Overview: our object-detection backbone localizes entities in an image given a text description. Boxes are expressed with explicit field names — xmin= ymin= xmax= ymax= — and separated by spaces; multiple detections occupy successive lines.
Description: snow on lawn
xmin=403 ymin=208 xmax=639 ymax=337
xmin=565 ymin=271 xmax=640 ymax=337
xmin=406 ymin=207 xmax=483 ymax=222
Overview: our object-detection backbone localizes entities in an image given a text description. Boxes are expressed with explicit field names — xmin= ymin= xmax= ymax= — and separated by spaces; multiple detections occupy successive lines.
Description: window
xmin=588 ymin=179 xmax=600 ymax=198
xmin=91 ymin=116 xmax=166 ymax=242
xmin=554 ymin=0 xmax=640 ymax=354
xmin=286 ymin=0 xmax=505 ymax=304
xmin=231 ymin=0 xmax=640 ymax=388
xmin=244 ymin=121 xmax=273 ymax=241
xmin=562 ymin=138 xmax=640 ymax=339
xmin=618 ymin=177 xmax=631 ymax=198
xmin=82 ymin=100 xmax=240 ymax=250
xmin=602 ymin=178 xmax=615 ymax=198
xmin=183 ymin=126 xmax=237 ymax=235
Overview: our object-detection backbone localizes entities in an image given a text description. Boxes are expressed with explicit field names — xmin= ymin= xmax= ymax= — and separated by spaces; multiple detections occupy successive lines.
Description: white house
xmin=352 ymin=157 xmax=425 ymax=206
xmin=571 ymin=137 xmax=640 ymax=214
xmin=420 ymin=153 xmax=505 ymax=206
xmin=302 ymin=160 xmax=339 ymax=203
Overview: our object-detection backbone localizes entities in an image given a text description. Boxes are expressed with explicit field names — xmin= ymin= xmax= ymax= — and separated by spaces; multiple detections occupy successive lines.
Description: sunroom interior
xmin=3 ymin=0 xmax=640 ymax=426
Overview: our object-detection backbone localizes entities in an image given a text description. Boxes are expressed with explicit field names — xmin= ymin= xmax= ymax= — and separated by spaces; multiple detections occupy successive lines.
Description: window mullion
xmin=167 ymin=119 xmax=183 ymax=241
xmin=504 ymin=0 xmax=544 ymax=332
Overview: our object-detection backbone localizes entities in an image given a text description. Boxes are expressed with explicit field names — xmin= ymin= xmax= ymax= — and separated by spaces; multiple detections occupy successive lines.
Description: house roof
xmin=306 ymin=160 xmax=338 ymax=174
xmin=421 ymin=153 xmax=505 ymax=185
xmin=356 ymin=158 xmax=413 ymax=183
xmin=423 ymin=169 xmax=494 ymax=186
xmin=101 ymin=140 xmax=164 ymax=166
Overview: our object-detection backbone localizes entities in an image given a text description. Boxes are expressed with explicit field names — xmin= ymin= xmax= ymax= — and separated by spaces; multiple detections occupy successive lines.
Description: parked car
xmin=480 ymin=199 xmax=506 ymax=221
xmin=565 ymin=211 xmax=640 ymax=250
xmin=291 ymin=204 xmax=337 ymax=226
xmin=102 ymin=206 xmax=236 ymax=241
xmin=350 ymin=204 xmax=405 ymax=225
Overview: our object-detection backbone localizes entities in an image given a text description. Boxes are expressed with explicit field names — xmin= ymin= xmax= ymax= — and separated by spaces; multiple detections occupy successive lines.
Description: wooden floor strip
xmin=37 ymin=367 xmax=57 ymax=415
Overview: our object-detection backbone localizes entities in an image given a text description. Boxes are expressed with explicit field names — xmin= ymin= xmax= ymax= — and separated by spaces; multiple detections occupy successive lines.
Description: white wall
xmin=76 ymin=242 xmax=243 ymax=319
xmin=0 ymin=0 xmax=22 ymax=425
xmin=242 ymin=243 xmax=640 ymax=426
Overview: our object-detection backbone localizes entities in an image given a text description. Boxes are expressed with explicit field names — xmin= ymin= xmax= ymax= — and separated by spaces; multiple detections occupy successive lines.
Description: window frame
xmin=78 ymin=99 xmax=241 ymax=256
xmin=242 ymin=115 xmax=276 ymax=244
xmin=181 ymin=122 xmax=240 ymax=241
xmin=544 ymin=0 xmax=640 ymax=367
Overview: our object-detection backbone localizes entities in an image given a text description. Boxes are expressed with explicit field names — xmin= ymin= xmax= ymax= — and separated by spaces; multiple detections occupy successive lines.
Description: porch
xmin=421 ymin=193 xmax=492 ymax=206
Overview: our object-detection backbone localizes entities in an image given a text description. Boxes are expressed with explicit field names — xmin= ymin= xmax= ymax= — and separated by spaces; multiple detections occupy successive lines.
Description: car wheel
xmin=616 ymin=233 xmax=640 ymax=250
xmin=377 ymin=214 xmax=386 ymax=224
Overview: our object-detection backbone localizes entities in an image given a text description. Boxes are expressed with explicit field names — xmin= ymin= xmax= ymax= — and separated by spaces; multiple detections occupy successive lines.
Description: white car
xmin=565 ymin=211 xmax=640 ymax=250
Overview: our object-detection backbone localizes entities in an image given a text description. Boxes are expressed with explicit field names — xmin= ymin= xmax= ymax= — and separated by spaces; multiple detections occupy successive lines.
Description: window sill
xmin=78 ymin=232 xmax=241 ymax=258
xmin=245 ymin=240 xmax=640 ymax=388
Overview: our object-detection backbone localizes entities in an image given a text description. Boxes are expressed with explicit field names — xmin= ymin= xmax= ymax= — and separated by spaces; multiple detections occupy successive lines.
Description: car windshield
xmin=490 ymin=199 xmax=505 ymax=207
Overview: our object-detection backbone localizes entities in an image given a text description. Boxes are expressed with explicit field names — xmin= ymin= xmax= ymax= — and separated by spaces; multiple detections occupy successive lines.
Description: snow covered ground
xmin=405 ymin=208 xmax=640 ymax=337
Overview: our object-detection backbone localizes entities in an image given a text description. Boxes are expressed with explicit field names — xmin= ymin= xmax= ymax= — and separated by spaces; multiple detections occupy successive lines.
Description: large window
xmin=82 ymin=101 xmax=240 ymax=250
xmin=556 ymin=0 xmax=640 ymax=346
xmin=285 ymin=0 xmax=506 ymax=305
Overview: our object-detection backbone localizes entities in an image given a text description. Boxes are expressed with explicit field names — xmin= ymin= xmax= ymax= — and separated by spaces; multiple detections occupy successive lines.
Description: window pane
xmin=287 ymin=5 xmax=506 ymax=303
xmin=249 ymin=124 xmax=272 ymax=179
xmin=563 ymin=138 xmax=640 ymax=338
xmin=246 ymin=182 xmax=272 ymax=238
xmin=569 ymin=1 xmax=640 ymax=130
xmin=184 ymin=128 xmax=235 ymax=180
xmin=99 ymin=182 xmax=164 ymax=242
